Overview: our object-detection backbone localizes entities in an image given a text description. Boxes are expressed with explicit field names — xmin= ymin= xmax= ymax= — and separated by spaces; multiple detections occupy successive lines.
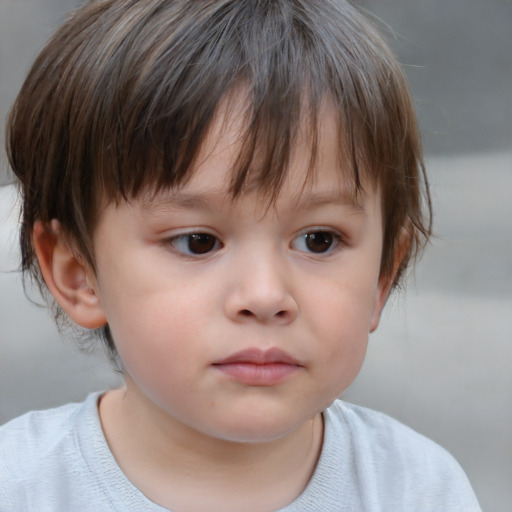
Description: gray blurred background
xmin=1 ymin=1 xmax=511 ymax=511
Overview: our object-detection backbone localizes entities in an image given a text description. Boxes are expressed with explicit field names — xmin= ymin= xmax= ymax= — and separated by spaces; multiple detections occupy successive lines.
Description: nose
xmin=224 ymin=251 xmax=298 ymax=325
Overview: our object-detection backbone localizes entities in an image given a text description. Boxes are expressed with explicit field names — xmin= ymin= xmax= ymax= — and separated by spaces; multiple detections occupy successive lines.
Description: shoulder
xmin=0 ymin=395 xmax=97 ymax=456
xmin=326 ymin=400 xmax=457 ymax=464
xmin=1 ymin=398 xmax=86 ymax=470
xmin=320 ymin=400 xmax=482 ymax=511
xmin=0 ymin=394 xmax=105 ymax=511
xmin=326 ymin=399 xmax=444 ymax=454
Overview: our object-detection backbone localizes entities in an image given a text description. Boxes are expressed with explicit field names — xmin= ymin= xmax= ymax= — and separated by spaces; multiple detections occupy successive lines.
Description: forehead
xmin=140 ymin=99 xmax=373 ymax=217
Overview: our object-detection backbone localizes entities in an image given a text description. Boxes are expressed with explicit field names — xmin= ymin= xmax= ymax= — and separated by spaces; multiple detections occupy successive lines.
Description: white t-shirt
xmin=0 ymin=393 xmax=481 ymax=511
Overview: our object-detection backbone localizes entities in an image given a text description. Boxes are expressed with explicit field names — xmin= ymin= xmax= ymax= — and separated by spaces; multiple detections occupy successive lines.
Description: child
xmin=1 ymin=0 xmax=481 ymax=510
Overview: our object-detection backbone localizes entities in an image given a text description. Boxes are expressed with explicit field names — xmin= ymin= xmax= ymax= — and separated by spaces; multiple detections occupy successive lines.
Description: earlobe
xmin=33 ymin=220 xmax=107 ymax=329
xmin=369 ymin=226 xmax=412 ymax=333
xmin=369 ymin=275 xmax=392 ymax=333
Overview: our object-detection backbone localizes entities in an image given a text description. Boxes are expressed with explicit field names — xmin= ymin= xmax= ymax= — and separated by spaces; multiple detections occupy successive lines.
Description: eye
xmin=170 ymin=233 xmax=221 ymax=256
xmin=292 ymin=230 xmax=341 ymax=254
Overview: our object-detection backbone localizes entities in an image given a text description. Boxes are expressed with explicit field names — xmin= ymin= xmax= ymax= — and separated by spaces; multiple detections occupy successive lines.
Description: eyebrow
xmin=140 ymin=189 xmax=225 ymax=215
xmin=288 ymin=190 xmax=366 ymax=215
xmin=140 ymin=188 xmax=366 ymax=216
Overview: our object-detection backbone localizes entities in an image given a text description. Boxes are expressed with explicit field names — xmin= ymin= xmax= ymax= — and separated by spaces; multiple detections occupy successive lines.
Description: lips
xmin=212 ymin=348 xmax=302 ymax=386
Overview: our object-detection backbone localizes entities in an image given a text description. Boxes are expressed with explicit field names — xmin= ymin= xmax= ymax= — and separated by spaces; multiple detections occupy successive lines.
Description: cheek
xmin=314 ymin=298 xmax=369 ymax=369
xmin=99 ymin=266 xmax=218 ymax=383
xmin=301 ymin=275 xmax=376 ymax=385
xmin=307 ymin=270 xmax=378 ymax=338
xmin=107 ymin=291 xmax=196 ymax=355
xmin=109 ymin=300 xmax=201 ymax=414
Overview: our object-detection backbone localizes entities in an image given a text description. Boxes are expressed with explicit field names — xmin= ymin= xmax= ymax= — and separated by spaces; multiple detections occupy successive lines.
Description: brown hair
xmin=7 ymin=0 xmax=431 ymax=355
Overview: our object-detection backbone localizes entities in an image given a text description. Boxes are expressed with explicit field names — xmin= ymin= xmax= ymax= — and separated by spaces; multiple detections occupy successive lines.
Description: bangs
xmin=9 ymin=0 xmax=416 ymax=223
xmin=79 ymin=0 xmax=389 ymax=204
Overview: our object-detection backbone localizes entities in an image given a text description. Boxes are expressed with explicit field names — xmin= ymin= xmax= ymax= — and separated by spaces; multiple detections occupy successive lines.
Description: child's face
xmin=86 ymin=108 xmax=390 ymax=443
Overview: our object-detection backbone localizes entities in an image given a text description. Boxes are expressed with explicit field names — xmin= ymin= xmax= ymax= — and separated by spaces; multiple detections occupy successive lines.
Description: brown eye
xmin=292 ymin=230 xmax=340 ymax=254
xmin=171 ymin=233 xmax=220 ymax=255
xmin=187 ymin=234 xmax=217 ymax=254
xmin=304 ymin=232 xmax=334 ymax=253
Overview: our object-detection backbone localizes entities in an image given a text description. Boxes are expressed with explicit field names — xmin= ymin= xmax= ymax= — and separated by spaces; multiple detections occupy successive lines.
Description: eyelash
xmin=291 ymin=229 xmax=344 ymax=255
xmin=167 ymin=232 xmax=222 ymax=257
xmin=165 ymin=228 xmax=345 ymax=258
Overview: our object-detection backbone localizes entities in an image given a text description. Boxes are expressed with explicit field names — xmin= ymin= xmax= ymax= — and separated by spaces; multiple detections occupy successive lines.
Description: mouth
xmin=212 ymin=348 xmax=302 ymax=386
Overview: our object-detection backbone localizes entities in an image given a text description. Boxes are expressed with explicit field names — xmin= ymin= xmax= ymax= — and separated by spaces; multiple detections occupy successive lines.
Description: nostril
xmin=234 ymin=307 xmax=294 ymax=321
xmin=239 ymin=309 xmax=287 ymax=318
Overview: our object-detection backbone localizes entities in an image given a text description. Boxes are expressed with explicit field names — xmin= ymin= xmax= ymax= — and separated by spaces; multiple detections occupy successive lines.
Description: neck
xmin=99 ymin=385 xmax=324 ymax=512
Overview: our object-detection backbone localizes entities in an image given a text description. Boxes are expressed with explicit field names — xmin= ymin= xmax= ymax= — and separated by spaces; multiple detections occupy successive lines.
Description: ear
xmin=33 ymin=220 xmax=107 ymax=329
xmin=369 ymin=227 xmax=412 ymax=333
xmin=369 ymin=273 xmax=393 ymax=333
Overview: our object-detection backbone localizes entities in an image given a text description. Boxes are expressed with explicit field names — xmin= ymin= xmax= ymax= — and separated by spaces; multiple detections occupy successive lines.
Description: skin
xmin=33 ymin=107 xmax=397 ymax=512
